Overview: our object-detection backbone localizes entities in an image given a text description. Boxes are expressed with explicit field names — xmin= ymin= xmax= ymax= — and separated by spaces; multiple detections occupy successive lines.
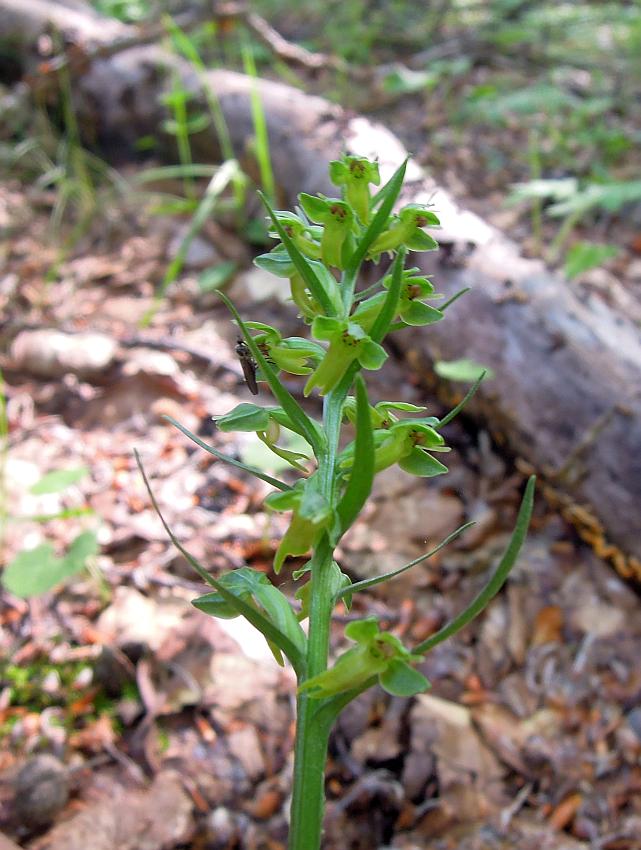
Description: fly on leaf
xmin=235 ymin=338 xmax=259 ymax=395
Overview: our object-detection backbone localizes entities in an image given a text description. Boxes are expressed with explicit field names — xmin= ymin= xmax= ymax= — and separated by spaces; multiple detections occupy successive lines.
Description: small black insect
xmin=235 ymin=337 xmax=259 ymax=395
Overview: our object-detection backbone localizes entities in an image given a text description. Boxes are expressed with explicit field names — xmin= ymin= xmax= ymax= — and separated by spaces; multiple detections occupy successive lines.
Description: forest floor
xmin=1 ymin=41 xmax=641 ymax=846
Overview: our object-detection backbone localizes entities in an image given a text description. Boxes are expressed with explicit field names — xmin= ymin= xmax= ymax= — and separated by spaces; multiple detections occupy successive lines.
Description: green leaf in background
xmin=198 ymin=260 xmax=238 ymax=293
xmin=2 ymin=530 xmax=98 ymax=598
xmin=434 ymin=358 xmax=495 ymax=382
xmin=30 ymin=466 xmax=89 ymax=495
xmin=564 ymin=242 xmax=619 ymax=279
xmin=382 ymin=67 xmax=438 ymax=95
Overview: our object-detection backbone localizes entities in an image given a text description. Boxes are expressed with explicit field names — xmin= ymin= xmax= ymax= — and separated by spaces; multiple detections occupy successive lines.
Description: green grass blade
xmin=217 ymin=291 xmax=326 ymax=458
xmin=336 ymin=521 xmax=475 ymax=599
xmin=163 ymin=15 xmax=235 ymax=163
xmin=133 ymin=164 xmax=221 ymax=184
xmin=258 ymin=192 xmax=337 ymax=317
xmin=369 ymin=248 xmax=405 ymax=343
xmin=165 ymin=415 xmax=291 ymax=491
xmin=436 ymin=372 xmax=485 ymax=428
xmin=135 ymin=450 xmax=305 ymax=676
xmin=413 ymin=476 xmax=536 ymax=654
xmin=335 ymin=375 xmax=374 ymax=537
xmin=242 ymin=40 xmax=276 ymax=205
xmin=142 ymin=160 xmax=241 ymax=326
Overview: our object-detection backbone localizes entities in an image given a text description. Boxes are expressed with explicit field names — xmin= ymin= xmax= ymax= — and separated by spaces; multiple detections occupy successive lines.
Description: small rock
xmin=11 ymin=330 xmax=117 ymax=380
xmin=168 ymin=229 xmax=220 ymax=269
xmin=13 ymin=754 xmax=69 ymax=827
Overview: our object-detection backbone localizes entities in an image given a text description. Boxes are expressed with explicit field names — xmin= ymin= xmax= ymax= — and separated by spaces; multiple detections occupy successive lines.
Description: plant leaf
xmin=193 ymin=566 xmax=306 ymax=660
xmin=564 ymin=242 xmax=619 ymax=279
xmin=135 ymin=451 xmax=306 ymax=676
xmin=413 ymin=476 xmax=536 ymax=654
xmin=164 ymin=415 xmax=291 ymax=492
xmin=434 ymin=358 xmax=494 ymax=382
xmin=336 ymin=521 xmax=475 ymax=598
xmin=336 ymin=375 xmax=374 ymax=538
xmin=343 ymin=159 xmax=408 ymax=306
xmin=369 ymin=249 xmax=405 ymax=343
xmin=216 ymin=403 xmax=273 ymax=432
xmin=30 ymin=467 xmax=88 ymax=494
xmin=1 ymin=530 xmax=97 ymax=598
xmin=436 ymin=372 xmax=486 ymax=428
xmin=379 ymin=659 xmax=430 ymax=697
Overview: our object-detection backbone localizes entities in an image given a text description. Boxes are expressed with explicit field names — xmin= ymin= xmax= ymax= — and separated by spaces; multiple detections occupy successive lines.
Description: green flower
xmin=342 ymin=398 xmax=430 ymax=429
xmin=298 ymin=194 xmax=356 ymax=269
xmin=369 ymin=204 xmax=440 ymax=258
xmin=269 ymin=211 xmax=321 ymax=260
xmin=245 ymin=322 xmax=325 ymax=376
xmin=351 ymin=269 xmax=443 ymax=331
xmin=329 ymin=155 xmax=381 ymax=223
xmin=299 ymin=617 xmax=429 ymax=698
xmin=340 ymin=418 xmax=449 ymax=477
xmin=266 ymin=480 xmax=332 ymax=573
xmin=304 ymin=316 xmax=388 ymax=397
xmin=385 ymin=269 xmax=444 ymax=326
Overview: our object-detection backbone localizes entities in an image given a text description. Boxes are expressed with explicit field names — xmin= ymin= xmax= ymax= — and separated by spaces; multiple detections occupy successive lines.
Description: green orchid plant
xmin=137 ymin=154 xmax=535 ymax=850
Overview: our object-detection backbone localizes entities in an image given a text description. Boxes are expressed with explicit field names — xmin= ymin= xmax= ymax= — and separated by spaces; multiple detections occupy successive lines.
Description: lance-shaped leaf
xmin=413 ymin=476 xmax=536 ymax=655
xmin=165 ymin=415 xmax=291 ymax=492
xmin=335 ymin=375 xmax=374 ymax=538
xmin=335 ymin=521 xmax=475 ymax=600
xmin=259 ymin=192 xmax=338 ymax=317
xmin=193 ymin=566 xmax=307 ymax=666
xmin=342 ymin=159 xmax=408 ymax=307
xmin=217 ymin=292 xmax=326 ymax=458
xmin=369 ymin=249 xmax=405 ymax=343
xmin=134 ymin=451 xmax=305 ymax=676
xmin=435 ymin=372 xmax=486 ymax=429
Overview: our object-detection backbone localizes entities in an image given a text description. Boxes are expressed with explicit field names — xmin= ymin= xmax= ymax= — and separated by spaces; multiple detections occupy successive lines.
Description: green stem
xmin=288 ymin=378 xmax=351 ymax=850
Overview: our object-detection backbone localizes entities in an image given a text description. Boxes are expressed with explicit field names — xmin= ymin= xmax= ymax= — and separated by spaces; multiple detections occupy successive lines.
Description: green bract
xmin=193 ymin=567 xmax=306 ymax=666
xmin=266 ymin=479 xmax=332 ymax=572
xmin=146 ymin=155 xmax=536 ymax=850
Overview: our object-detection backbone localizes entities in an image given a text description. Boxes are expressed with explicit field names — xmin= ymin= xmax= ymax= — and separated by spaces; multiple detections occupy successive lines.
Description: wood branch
xmin=3 ymin=0 xmax=641 ymax=573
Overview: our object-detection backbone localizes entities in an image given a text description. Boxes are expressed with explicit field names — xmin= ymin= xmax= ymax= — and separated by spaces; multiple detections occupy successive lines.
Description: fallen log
xmin=3 ymin=0 xmax=641 ymax=571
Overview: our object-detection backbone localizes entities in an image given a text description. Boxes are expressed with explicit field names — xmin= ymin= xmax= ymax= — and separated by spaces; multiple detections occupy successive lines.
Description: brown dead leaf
xmin=549 ymin=792 xmax=582 ymax=831
xmin=531 ymin=606 xmax=564 ymax=647
xmin=28 ymin=771 xmax=193 ymax=850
